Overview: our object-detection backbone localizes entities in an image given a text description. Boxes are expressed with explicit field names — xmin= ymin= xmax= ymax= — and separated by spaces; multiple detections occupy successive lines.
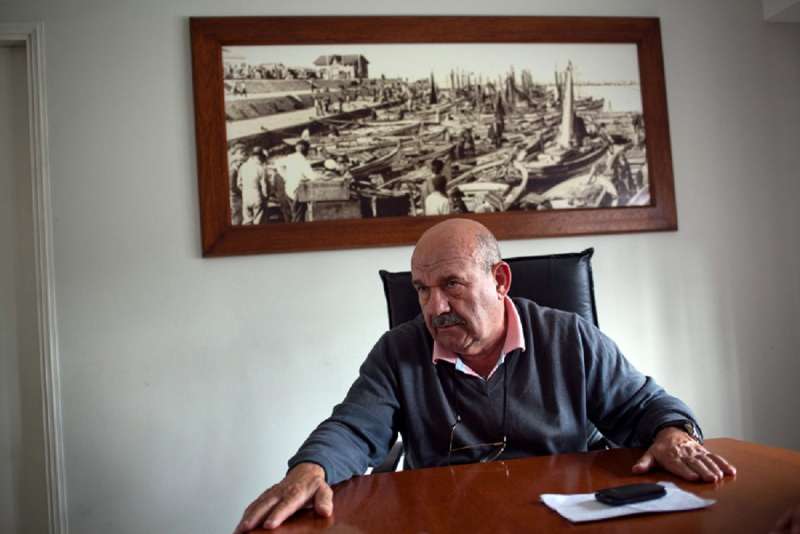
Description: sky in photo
xmin=224 ymin=43 xmax=641 ymax=86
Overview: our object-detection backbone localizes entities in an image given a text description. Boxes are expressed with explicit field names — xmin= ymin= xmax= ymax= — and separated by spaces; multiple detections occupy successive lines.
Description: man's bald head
xmin=412 ymin=218 xmax=501 ymax=273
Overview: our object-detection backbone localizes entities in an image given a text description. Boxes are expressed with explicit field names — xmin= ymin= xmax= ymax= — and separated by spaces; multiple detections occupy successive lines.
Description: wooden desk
xmin=270 ymin=439 xmax=800 ymax=533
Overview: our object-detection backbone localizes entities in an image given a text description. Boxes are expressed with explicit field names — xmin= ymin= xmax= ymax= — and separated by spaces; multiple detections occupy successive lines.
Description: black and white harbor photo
xmin=223 ymin=43 xmax=649 ymax=225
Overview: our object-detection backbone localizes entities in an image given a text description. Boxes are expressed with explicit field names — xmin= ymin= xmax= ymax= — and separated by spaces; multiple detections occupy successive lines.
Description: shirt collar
xmin=432 ymin=296 xmax=526 ymax=378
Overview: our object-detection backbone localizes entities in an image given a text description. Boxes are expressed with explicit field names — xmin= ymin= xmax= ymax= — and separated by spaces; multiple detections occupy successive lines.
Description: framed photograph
xmin=190 ymin=16 xmax=677 ymax=256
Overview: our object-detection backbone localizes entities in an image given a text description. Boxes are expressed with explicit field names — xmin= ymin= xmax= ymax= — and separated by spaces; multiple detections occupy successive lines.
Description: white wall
xmin=1 ymin=1 xmax=799 ymax=533
xmin=0 ymin=44 xmax=49 ymax=534
xmin=764 ymin=0 xmax=800 ymax=21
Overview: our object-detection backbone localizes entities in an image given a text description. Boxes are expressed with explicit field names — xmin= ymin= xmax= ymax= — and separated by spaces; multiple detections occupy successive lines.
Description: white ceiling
xmin=763 ymin=0 xmax=800 ymax=22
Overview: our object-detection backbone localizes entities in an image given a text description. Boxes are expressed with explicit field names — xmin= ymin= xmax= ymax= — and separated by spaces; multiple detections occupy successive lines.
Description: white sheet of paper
xmin=539 ymin=481 xmax=715 ymax=523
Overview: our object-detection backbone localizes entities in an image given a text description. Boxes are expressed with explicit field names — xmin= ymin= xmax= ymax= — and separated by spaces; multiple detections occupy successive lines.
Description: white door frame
xmin=0 ymin=22 xmax=67 ymax=534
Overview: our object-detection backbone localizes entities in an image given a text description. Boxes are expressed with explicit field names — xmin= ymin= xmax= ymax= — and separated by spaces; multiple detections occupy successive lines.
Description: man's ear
xmin=492 ymin=261 xmax=512 ymax=298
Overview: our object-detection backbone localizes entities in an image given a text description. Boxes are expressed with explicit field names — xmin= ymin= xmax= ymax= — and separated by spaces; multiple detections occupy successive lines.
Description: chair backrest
xmin=379 ymin=248 xmax=598 ymax=329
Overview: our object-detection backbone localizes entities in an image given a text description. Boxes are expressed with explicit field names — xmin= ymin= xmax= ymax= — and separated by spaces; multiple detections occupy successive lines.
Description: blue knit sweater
xmin=288 ymin=298 xmax=700 ymax=484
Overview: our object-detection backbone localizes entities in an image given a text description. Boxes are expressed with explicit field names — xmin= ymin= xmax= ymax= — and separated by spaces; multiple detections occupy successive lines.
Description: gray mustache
xmin=432 ymin=313 xmax=466 ymax=328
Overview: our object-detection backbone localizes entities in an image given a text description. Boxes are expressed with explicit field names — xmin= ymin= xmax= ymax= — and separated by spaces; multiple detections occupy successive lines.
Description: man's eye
xmin=445 ymin=280 xmax=460 ymax=289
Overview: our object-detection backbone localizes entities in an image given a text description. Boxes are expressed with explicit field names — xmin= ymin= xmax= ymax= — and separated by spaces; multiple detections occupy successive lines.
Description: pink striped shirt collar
xmin=431 ymin=296 xmax=525 ymax=380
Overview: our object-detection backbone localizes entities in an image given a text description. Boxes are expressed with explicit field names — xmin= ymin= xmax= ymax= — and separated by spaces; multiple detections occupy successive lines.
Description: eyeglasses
xmin=445 ymin=361 xmax=510 ymax=466
xmin=447 ymin=415 xmax=507 ymax=465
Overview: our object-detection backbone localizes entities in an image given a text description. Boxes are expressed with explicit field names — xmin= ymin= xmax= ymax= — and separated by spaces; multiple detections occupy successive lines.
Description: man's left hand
xmin=632 ymin=427 xmax=737 ymax=482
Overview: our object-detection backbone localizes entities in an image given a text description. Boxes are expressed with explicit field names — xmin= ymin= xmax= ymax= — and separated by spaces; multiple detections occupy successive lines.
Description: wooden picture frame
xmin=190 ymin=16 xmax=677 ymax=256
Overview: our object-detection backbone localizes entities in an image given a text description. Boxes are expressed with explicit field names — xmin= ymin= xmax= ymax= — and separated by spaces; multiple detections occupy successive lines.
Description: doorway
xmin=0 ymin=42 xmax=49 ymax=534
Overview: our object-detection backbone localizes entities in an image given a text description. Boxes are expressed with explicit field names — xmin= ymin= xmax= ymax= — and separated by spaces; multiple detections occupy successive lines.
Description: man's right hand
xmin=233 ymin=463 xmax=333 ymax=532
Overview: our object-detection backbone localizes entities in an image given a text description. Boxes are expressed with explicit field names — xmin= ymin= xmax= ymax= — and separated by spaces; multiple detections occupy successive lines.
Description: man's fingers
xmin=631 ymin=451 xmax=655 ymax=474
xmin=235 ymin=490 xmax=281 ymax=533
xmin=701 ymin=455 xmax=725 ymax=480
xmin=263 ymin=486 xmax=313 ymax=530
xmin=234 ymin=464 xmax=328 ymax=532
xmin=708 ymin=453 xmax=737 ymax=476
xmin=683 ymin=455 xmax=719 ymax=482
xmin=682 ymin=456 xmax=713 ymax=481
xmin=657 ymin=454 xmax=699 ymax=481
xmin=314 ymin=482 xmax=334 ymax=517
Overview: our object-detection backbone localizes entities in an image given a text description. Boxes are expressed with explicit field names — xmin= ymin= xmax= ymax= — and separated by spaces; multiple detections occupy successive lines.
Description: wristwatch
xmin=653 ymin=420 xmax=703 ymax=444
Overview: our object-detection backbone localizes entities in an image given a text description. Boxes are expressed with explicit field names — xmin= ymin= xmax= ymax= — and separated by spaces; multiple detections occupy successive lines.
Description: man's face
xmin=411 ymin=248 xmax=505 ymax=358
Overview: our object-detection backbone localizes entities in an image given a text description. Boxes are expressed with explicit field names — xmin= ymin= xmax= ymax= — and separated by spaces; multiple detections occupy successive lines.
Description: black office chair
xmin=373 ymin=248 xmax=607 ymax=473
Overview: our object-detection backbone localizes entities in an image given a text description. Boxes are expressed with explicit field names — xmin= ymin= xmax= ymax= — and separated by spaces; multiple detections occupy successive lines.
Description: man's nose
xmin=427 ymin=287 xmax=450 ymax=315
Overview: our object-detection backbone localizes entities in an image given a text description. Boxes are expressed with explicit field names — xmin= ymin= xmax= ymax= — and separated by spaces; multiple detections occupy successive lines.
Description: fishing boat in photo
xmin=521 ymin=61 xmax=609 ymax=189
xmin=576 ymin=96 xmax=605 ymax=112
xmin=347 ymin=141 xmax=402 ymax=180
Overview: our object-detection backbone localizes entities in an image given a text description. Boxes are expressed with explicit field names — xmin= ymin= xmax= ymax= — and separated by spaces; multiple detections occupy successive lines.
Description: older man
xmin=234 ymin=219 xmax=736 ymax=532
